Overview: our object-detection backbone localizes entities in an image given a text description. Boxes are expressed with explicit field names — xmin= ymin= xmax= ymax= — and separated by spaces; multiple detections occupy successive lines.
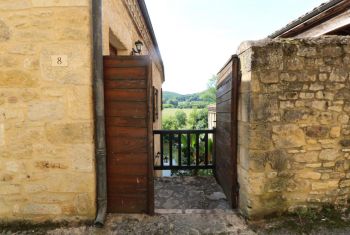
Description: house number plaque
xmin=51 ymin=55 xmax=68 ymax=67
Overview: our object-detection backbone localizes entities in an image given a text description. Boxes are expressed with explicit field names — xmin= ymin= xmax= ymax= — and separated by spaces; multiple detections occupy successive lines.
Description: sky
xmin=144 ymin=0 xmax=328 ymax=94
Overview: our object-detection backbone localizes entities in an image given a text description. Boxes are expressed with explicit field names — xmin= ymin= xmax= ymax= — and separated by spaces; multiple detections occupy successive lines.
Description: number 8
xmin=57 ymin=57 xmax=62 ymax=65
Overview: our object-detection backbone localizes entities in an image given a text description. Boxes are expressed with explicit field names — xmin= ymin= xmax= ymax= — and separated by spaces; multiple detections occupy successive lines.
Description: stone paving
xmin=4 ymin=177 xmax=350 ymax=234
xmin=0 ymin=177 xmax=255 ymax=234
xmin=0 ymin=212 xmax=253 ymax=235
xmin=4 ymin=214 xmax=350 ymax=235
xmin=155 ymin=176 xmax=231 ymax=211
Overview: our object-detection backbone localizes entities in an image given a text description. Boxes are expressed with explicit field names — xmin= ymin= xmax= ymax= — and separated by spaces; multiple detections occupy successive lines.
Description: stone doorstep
xmin=155 ymin=209 xmax=236 ymax=214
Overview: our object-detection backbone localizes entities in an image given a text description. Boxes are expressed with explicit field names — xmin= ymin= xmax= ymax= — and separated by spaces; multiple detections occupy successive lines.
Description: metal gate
xmin=153 ymin=129 xmax=215 ymax=170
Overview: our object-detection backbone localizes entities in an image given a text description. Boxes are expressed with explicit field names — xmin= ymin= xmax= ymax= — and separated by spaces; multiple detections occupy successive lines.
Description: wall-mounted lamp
xmin=131 ymin=40 xmax=143 ymax=55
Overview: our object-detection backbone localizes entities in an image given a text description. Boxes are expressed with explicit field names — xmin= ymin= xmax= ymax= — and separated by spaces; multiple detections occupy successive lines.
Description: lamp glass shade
xmin=135 ymin=40 xmax=143 ymax=53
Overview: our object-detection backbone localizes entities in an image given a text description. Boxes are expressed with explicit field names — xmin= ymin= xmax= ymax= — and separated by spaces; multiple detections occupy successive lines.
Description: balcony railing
xmin=153 ymin=129 xmax=215 ymax=170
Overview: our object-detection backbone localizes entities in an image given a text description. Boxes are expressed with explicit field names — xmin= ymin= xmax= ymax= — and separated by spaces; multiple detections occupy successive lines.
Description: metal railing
xmin=153 ymin=129 xmax=215 ymax=170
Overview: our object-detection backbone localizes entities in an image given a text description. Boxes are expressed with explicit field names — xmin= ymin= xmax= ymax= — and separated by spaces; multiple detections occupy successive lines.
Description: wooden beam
xmin=297 ymin=9 xmax=350 ymax=37
xmin=277 ymin=1 xmax=350 ymax=38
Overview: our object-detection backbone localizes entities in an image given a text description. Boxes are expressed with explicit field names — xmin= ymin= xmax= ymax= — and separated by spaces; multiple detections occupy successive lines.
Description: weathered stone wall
xmin=0 ymin=1 xmax=95 ymax=222
xmin=102 ymin=0 xmax=146 ymax=56
xmin=237 ymin=36 xmax=350 ymax=219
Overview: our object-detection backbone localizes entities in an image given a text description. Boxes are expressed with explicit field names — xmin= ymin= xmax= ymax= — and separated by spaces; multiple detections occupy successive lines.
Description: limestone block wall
xmin=102 ymin=0 xmax=148 ymax=56
xmin=0 ymin=1 xmax=95 ymax=222
xmin=237 ymin=36 xmax=350 ymax=219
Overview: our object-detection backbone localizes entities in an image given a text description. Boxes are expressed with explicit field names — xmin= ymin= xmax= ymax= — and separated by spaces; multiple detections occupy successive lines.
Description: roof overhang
xmin=138 ymin=0 xmax=165 ymax=82
xmin=269 ymin=0 xmax=350 ymax=38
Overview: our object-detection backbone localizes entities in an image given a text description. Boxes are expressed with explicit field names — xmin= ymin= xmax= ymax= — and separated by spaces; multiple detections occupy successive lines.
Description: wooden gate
xmin=104 ymin=56 xmax=154 ymax=214
xmin=215 ymin=55 xmax=240 ymax=208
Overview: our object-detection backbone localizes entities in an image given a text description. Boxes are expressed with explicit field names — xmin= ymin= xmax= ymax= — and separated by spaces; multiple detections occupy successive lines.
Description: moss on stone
xmin=255 ymin=204 xmax=350 ymax=234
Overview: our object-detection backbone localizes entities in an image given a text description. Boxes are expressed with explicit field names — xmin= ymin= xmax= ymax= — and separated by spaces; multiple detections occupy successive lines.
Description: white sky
xmin=145 ymin=0 xmax=328 ymax=94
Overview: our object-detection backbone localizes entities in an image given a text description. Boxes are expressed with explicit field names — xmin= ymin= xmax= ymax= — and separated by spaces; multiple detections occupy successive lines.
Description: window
xmin=153 ymin=87 xmax=159 ymax=122
xmin=161 ymin=88 xmax=163 ymax=111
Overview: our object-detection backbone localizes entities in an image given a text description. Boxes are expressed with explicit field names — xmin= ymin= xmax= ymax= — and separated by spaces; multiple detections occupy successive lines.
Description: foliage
xmin=162 ymin=110 xmax=187 ymax=130
xmin=162 ymin=76 xmax=217 ymax=109
xmin=163 ymin=91 xmax=182 ymax=100
xmin=177 ymin=100 xmax=208 ymax=109
xmin=172 ymin=169 xmax=213 ymax=176
xmin=162 ymin=116 xmax=179 ymax=130
xmin=170 ymin=135 xmax=214 ymax=176
xmin=207 ymin=75 xmax=218 ymax=89
xmin=163 ymin=104 xmax=174 ymax=109
xmin=161 ymin=107 xmax=212 ymax=176
xmin=199 ymin=75 xmax=217 ymax=104
xmin=174 ymin=110 xmax=187 ymax=127
xmin=161 ymin=87 xmax=212 ymax=176
xmin=188 ymin=108 xmax=208 ymax=130
xmin=162 ymin=108 xmax=208 ymax=130
xmin=163 ymin=108 xmax=193 ymax=120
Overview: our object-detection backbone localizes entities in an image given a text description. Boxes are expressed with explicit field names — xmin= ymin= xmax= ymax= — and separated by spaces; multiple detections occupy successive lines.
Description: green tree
xmin=175 ymin=110 xmax=187 ymax=128
xmin=188 ymin=109 xmax=198 ymax=129
xmin=162 ymin=116 xmax=179 ymax=130
xmin=163 ymin=104 xmax=174 ymax=109
xmin=195 ymin=108 xmax=208 ymax=129
xmin=199 ymin=75 xmax=217 ymax=104
xmin=168 ymin=99 xmax=178 ymax=107
xmin=171 ymin=127 xmax=213 ymax=176
xmin=207 ymin=75 xmax=217 ymax=88
xmin=162 ymin=111 xmax=187 ymax=130
xmin=188 ymin=108 xmax=208 ymax=130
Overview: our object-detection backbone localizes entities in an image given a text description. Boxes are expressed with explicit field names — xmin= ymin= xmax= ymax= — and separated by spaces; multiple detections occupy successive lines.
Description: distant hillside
xmin=163 ymin=91 xmax=182 ymax=101
xmin=163 ymin=90 xmax=215 ymax=109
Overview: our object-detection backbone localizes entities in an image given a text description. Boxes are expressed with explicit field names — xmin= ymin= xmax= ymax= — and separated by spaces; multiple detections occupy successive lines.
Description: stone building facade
xmin=0 ymin=0 xmax=96 ymax=222
xmin=208 ymin=104 xmax=216 ymax=129
xmin=237 ymin=36 xmax=350 ymax=218
xmin=0 ymin=0 xmax=163 ymax=222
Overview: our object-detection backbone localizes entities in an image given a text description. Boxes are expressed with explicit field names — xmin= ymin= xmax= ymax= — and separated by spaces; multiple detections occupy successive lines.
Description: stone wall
xmin=102 ymin=0 xmax=145 ymax=56
xmin=0 ymin=1 xmax=95 ymax=222
xmin=237 ymin=36 xmax=350 ymax=219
